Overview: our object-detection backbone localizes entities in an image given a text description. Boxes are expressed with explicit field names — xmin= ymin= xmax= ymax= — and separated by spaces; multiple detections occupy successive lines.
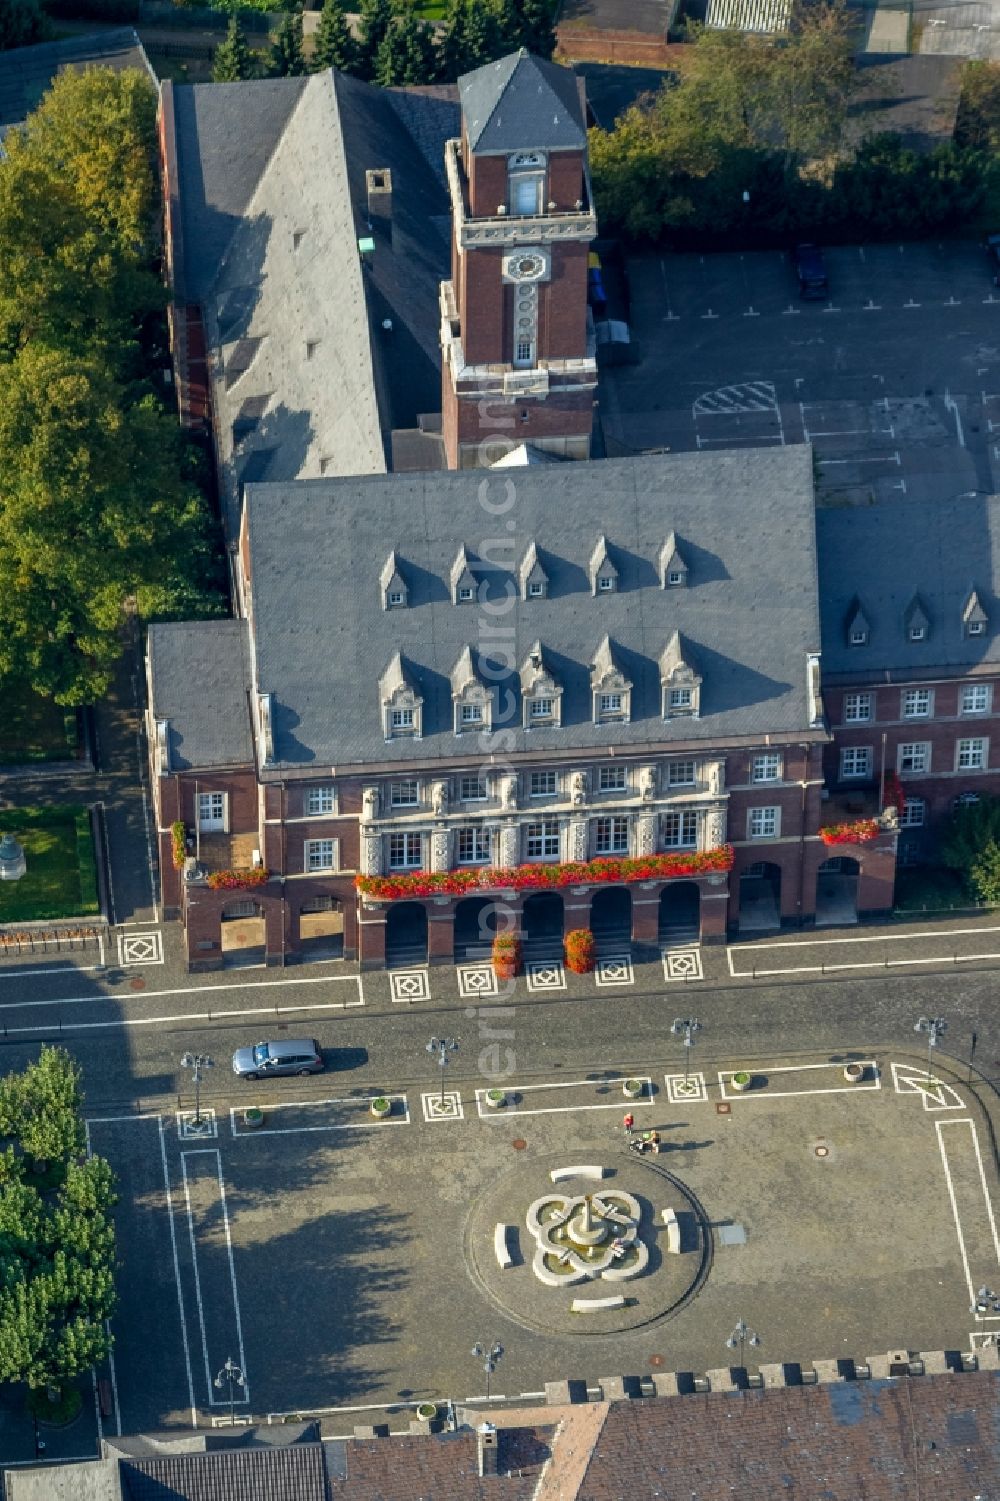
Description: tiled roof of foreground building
xmin=7 ymin=1365 xmax=1000 ymax=1499
xmin=240 ymin=446 xmax=824 ymax=769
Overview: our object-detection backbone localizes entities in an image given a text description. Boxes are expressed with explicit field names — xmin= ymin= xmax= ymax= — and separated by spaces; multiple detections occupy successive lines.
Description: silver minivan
xmin=231 ymin=1037 xmax=324 ymax=1080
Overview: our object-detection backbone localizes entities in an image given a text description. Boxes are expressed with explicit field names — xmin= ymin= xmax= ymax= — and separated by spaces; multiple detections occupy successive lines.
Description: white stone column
xmin=568 ymin=818 xmax=589 ymax=862
xmin=430 ymin=827 xmax=450 ymax=873
xmin=361 ymin=832 xmax=382 ymax=875
xmin=498 ymin=822 xmax=520 ymax=869
xmin=635 ymin=813 xmax=658 ymax=856
xmin=703 ymin=803 xmax=727 ymax=851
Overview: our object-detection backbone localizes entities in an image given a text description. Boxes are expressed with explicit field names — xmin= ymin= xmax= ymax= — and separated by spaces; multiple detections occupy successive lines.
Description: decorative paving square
xmin=421 ymin=1091 xmax=464 ymax=1123
xmin=665 ymin=1071 xmax=708 ymax=1105
xmin=457 ymin=964 xmax=498 ymax=999
xmin=118 ymin=931 xmax=164 ymax=967
xmin=526 ymin=961 xmax=566 ymax=992
xmin=661 ymin=947 xmax=703 ymax=982
xmin=176 ymin=1109 xmax=218 ymax=1140
xmin=595 ymin=955 xmax=634 ymax=987
xmin=389 ymin=969 xmax=431 ymax=1004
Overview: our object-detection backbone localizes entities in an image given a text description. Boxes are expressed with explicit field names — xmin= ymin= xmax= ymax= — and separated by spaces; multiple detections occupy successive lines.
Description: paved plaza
xmin=80 ymin=1044 xmax=1000 ymax=1437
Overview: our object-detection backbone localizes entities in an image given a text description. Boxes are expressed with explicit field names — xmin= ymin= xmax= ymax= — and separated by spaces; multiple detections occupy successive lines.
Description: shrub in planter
xmin=415 ymin=1401 xmax=438 ymax=1420
xmin=370 ymin=1097 xmax=391 ymax=1118
xmin=242 ymin=1107 xmax=264 ymax=1128
xmin=485 ymin=1087 xmax=506 ymax=1108
xmin=492 ymin=932 xmax=522 ymax=979
xmin=843 ymin=1062 xmax=866 ymax=1084
xmin=731 ymin=1071 xmax=752 ymax=1091
xmin=623 ymin=1078 xmax=644 ymax=1098
xmin=564 ymin=928 xmax=596 ymax=974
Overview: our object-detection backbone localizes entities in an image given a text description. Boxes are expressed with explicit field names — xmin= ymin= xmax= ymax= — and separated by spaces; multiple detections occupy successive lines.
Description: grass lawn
xmin=0 ymin=807 xmax=100 ymax=924
xmin=0 ymin=685 xmax=79 ymax=766
xmin=893 ymin=865 xmax=977 ymax=914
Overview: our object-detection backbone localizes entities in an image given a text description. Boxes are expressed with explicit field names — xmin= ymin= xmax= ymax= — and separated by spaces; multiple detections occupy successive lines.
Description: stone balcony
xmin=197 ymin=831 xmax=260 ymax=874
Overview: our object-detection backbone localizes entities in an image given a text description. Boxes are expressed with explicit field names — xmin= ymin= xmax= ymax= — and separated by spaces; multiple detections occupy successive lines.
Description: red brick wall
xmin=547 ymin=151 xmax=584 ymax=211
xmin=454 ymin=388 xmax=594 ymax=449
xmin=467 ymin=153 xmax=508 ymax=219
xmin=537 ymin=245 xmax=589 ymax=360
xmin=460 ymin=250 xmax=505 ymax=364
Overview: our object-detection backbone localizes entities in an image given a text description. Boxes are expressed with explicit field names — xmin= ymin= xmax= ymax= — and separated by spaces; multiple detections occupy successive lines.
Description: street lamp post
xmin=726 ymin=1317 xmax=761 ymax=1372
xmin=914 ymin=1016 xmax=946 ymax=1087
xmin=671 ymin=1017 xmax=702 ymax=1086
xmin=181 ymin=1052 xmax=214 ymax=1125
xmin=214 ymin=1356 xmax=245 ymax=1425
xmin=426 ymin=1037 xmax=458 ymax=1106
xmin=472 ymin=1340 xmax=503 ymax=1401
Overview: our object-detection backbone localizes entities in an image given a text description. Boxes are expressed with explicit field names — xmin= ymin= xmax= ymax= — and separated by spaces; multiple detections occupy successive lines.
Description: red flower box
xmin=355 ymin=846 xmax=734 ymax=903
xmin=206 ymin=867 xmax=270 ymax=890
xmin=818 ymin=819 xmax=880 ymax=847
xmin=564 ymin=928 xmax=596 ymax=974
xmin=492 ymin=933 xmax=522 ymax=979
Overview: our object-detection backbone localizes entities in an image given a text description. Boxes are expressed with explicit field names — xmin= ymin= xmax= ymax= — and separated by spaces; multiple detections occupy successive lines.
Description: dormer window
xmin=904 ymin=594 xmax=931 ymax=645
xmin=660 ymin=631 xmax=702 ymax=720
xmin=659 ymin=533 xmax=688 ymax=589
xmin=846 ymin=599 xmax=870 ymax=648
xmin=850 ymin=627 xmax=868 ymax=646
xmin=380 ymin=652 xmax=423 ymax=740
xmin=519 ymin=542 xmax=549 ymax=601
xmin=591 ymin=636 xmax=632 ymax=724
xmin=451 ymin=646 xmax=492 ymax=736
xmin=380 ymin=551 xmax=408 ymax=610
xmin=963 ymin=588 xmax=988 ymax=639
xmin=589 ymin=536 xmax=619 ymax=596
xmin=520 ymin=641 xmax=563 ymax=729
xmin=451 ymin=545 xmax=478 ymax=605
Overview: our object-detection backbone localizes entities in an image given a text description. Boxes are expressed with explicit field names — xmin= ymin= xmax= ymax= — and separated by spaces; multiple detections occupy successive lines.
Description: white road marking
xmin=0 ymin=969 xmax=364 ymax=1014
xmin=181 ymin=1149 xmax=249 ymax=1407
xmin=85 ymin=1121 xmax=121 ymax=1439
xmin=717 ymin=1061 xmax=879 ymax=1100
xmin=944 ymin=389 xmax=966 ymax=447
xmin=936 ymin=1119 xmax=981 ymax=1309
xmin=228 ymin=1092 xmax=410 ymax=1136
xmin=817 ymin=452 xmax=900 ymax=467
xmin=158 ymin=1117 xmax=198 ymax=1428
xmin=476 ymin=1076 xmax=653 ymax=1119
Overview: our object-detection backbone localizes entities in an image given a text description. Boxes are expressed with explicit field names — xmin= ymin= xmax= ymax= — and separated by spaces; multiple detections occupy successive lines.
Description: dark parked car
xmin=986 ymin=233 xmax=1000 ymax=286
xmin=232 ymin=1038 xmax=324 ymax=1080
xmin=794 ymin=243 xmax=829 ymax=300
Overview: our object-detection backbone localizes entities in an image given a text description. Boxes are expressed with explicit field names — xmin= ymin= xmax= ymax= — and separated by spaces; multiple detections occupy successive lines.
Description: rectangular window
xmin=668 ymin=688 xmax=692 ymax=712
xmin=387 ymin=590 xmax=404 ymax=606
xmin=514 ymin=338 xmax=534 ymax=368
xmin=457 ymin=586 xmax=475 ymax=601
xmin=197 ymin=791 xmax=226 ymax=831
xmin=512 ymin=174 xmax=542 ymax=215
xmin=306 ymin=786 xmax=335 ymax=816
xmin=597 ymin=576 xmax=615 ymax=593
xmin=902 ymin=688 xmax=931 ymax=719
xmin=850 ymin=628 xmax=868 ymax=646
xmin=961 ymin=684 xmax=991 ymax=715
xmin=843 ymin=692 xmax=872 ymax=724
xmin=909 ymin=625 xmax=926 ymax=642
xmin=456 ymin=826 xmax=491 ymax=864
xmin=958 ymin=737 xmax=988 ymax=770
xmin=969 ymin=620 xmax=985 ymax=636
xmin=898 ymin=742 xmax=929 ymax=774
xmin=389 ymin=780 xmax=419 ymax=807
xmin=390 ymin=708 xmax=414 ymax=731
xmin=598 ymin=692 xmax=623 ymax=716
xmin=530 ymin=697 xmax=553 ymax=720
xmin=663 ymin=810 xmax=697 ymax=848
xmin=460 ymin=703 xmax=483 ymax=725
xmin=304 ymin=838 xmax=337 ymax=872
xmin=460 ymin=774 xmax=487 ymax=802
xmin=388 ymin=832 xmax=422 ymax=869
xmin=840 ymin=746 xmax=872 ymax=779
xmin=667 ymin=760 xmax=696 ymax=787
xmin=528 ymin=581 xmax=544 ymax=597
xmin=529 ymin=770 xmax=557 ymax=798
xmin=748 ymin=806 xmax=779 ymax=840
xmin=598 ymin=766 xmax=627 ymax=792
xmin=525 ymin=820 xmax=559 ymax=859
xmin=752 ymin=752 xmax=782 ymax=784
xmin=900 ymin=798 xmax=925 ymax=827
xmin=594 ymin=816 xmax=629 ymax=854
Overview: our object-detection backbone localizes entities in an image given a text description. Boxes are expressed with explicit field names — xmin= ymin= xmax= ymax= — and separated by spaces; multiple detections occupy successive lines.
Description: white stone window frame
xmin=956 ymin=737 xmax=988 ymax=772
xmin=523 ymin=681 xmax=563 ymax=730
xmin=667 ymin=760 xmax=696 ymax=788
xmin=751 ymin=752 xmax=782 ymax=784
xmin=456 ymin=826 xmax=492 ymax=865
xmin=387 ymin=831 xmax=423 ymax=870
xmin=197 ymin=790 xmax=228 ymax=833
xmin=839 ymin=746 xmax=873 ymax=780
xmin=389 ymin=779 xmax=421 ymax=808
xmin=304 ymin=837 xmax=339 ymax=873
xmin=305 ymin=785 xmax=336 ymax=817
xmin=897 ymin=742 xmax=930 ymax=775
xmin=524 ymin=820 xmax=560 ymax=861
xmin=454 ymin=686 xmax=492 ymax=736
xmin=900 ymin=798 xmax=925 ymax=828
xmin=384 ymin=687 xmax=422 ymax=740
xmin=594 ymin=685 xmax=631 ymax=724
xmin=663 ymin=809 xmax=698 ymax=849
xmin=529 ymin=770 xmax=558 ymax=799
xmin=843 ymin=692 xmax=873 ymax=724
xmin=901 ymin=687 xmax=933 ymax=719
xmin=961 ymin=683 xmax=992 ymax=716
xmin=849 ymin=627 xmax=868 ymax=647
xmin=594 ymin=815 xmax=629 ymax=855
xmin=747 ymin=806 xmax=780 ymax=840
xmin=459 ymin=774 xmax=488 ymax=803
xmin=598 ymin=765 xmax=628 ymax=793
xmin=662 ymin=670 xmax=701 ymax=721
xmin=507 ymin=151 xmax=547 ymax=217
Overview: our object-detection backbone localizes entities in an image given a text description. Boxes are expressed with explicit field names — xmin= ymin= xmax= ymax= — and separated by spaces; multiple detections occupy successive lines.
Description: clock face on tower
xmin=502 ymin=248 xmax=549 ymax=283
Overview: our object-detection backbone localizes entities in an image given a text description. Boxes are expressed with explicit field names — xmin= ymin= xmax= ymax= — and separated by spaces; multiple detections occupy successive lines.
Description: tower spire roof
xmin=458 ymin=49 xmax=587 ymax=153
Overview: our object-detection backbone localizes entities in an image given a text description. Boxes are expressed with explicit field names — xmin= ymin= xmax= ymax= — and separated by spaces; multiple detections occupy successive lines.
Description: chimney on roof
xmin=477 ymin=1422 xmax=499 ymax=1477
xmin=366 ymin=168 xmax=393 ymax=246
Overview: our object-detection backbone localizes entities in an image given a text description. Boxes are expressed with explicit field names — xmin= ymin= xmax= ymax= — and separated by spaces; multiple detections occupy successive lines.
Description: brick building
xmin=818 ymin=494 xmax=1000 ymax=868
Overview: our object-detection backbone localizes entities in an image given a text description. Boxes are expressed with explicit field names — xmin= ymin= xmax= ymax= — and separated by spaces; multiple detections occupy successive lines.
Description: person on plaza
xmin=623 ymin=1111 xmax=635 ymax=1136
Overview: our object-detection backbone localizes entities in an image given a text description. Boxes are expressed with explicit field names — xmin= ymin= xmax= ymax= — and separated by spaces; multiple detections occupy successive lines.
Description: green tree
xmin=0 ymin=1046 xmax=85 ymax=1173
xmin=213 ymin=16 xmax=257 ymax=81
xmin=355 ymin=0 xmax=394 ymax=79
xmin=0 ymin=346 xmax=220 ymax=704
xmin=312 ymin=0 xmax=357 ymax=72
xmin=375 ymin=9 xmax=438 ymax=83
xmin=270 ymin=6 xmax=306 ymax=76
xmin=956 ymin=60 xmax=1000 ymax=153
xmin=941 ymin=794 xmax=1000 ymax=898
xmin=970 ymin=840 xmax=1000 ymax=906
xmin=512 ymin=0 xmax=555 ymax=57
xmin=0 ymin=0 xmax=47 ymax=50
xmin=440 ymin=0 xmax=498 ymax=76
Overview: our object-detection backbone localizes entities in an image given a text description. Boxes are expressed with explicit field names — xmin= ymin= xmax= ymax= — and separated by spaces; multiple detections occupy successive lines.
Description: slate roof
xmin=458 ymin=49 xmax=587 ymax=153
xmin=0 ymin=28 xmax=151 ymax=129
xmin=244 ymin=446 xmax=822 ymax=771
xmin=169 ymin=72 xmax=456 ymax=529
xmin=817 ymin=493 xmax=1000 ymax=680
xmin=146 ymin=620 xmax=253 ymax=771
xmin=118 ymin=1445 xmax=327 ymax=1501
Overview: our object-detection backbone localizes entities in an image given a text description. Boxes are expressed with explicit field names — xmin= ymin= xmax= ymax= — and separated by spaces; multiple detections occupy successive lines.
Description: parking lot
xmin=87 ymin=1047 xmax=1000 ymax=1435
xmin=601 ymin=240 xmax=1000 ymax=506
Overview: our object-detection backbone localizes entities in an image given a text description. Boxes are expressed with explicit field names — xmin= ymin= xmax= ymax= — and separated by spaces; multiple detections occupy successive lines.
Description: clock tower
xmin=440 ymin=50 xmax=599 ymax=469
